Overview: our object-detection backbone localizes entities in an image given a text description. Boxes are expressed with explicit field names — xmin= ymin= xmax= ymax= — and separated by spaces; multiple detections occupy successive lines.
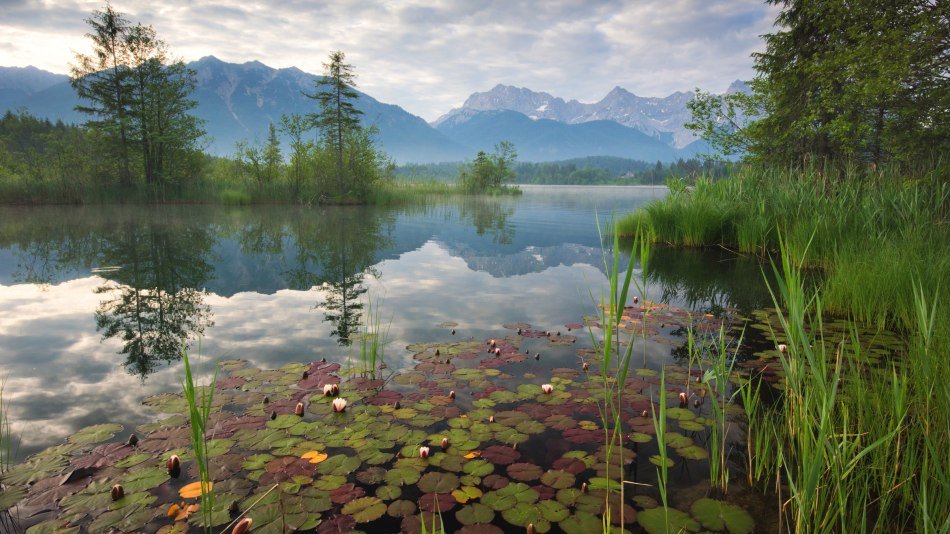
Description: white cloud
xmin=1 ymin=0 xmax=780 ymax=121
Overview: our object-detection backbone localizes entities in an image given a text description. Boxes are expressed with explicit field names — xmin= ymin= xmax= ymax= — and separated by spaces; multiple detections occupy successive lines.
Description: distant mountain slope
xmin=0 ymin=57 xmax=467 ymax=163
xmin=435 ymin=81 xmax=751 ymax=149
xmin=0 ymin=66 xmax=69 ymax=111
xmin=435 ymin=109 xmax=683 ymax=162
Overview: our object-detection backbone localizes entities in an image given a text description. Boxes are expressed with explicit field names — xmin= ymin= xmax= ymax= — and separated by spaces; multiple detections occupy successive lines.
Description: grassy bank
xmin=0 ymin=176 xmax=521 ymax=206
xmin=615 ymin=164 xmax=949 ymax=333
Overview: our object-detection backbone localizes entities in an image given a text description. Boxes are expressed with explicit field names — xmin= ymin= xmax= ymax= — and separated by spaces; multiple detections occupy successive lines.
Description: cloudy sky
xmin=1 ymin=0 xmax=780 ymax=121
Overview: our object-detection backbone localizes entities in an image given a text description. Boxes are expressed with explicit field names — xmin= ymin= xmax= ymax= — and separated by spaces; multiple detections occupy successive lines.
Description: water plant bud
xmin=302 ymin=370 xmax=309 ymax=380
xmin=320 ymin=357 xmax=326 ymax=363
xmin=694 ymin=399 xmax=701 ymax=408
xmin=166 ymin=455 xmax=181 ymax=477
xmin=111 ymin=484 xmax=124 ymax=501
xmin=534 ymin=353 xmax=540 ymax=360
xmin=633 ymin=296 xmax=639 ymax=304
xmin=441 ymin=437 xmax=449 ymax=450
xmin=294 ymin=402 xmax=305 ymax=416
xmin=541 ymin=384 xmax=554 ymax=394
xmin=641 ymin=410 xmax=649 ymax=417
xmin=581 ymin=482 xmax=588 ymax=493
xmin=490 ymin=339 xmax=496 ymax=347
xmin=435 ymin=349 xmax=440 ymax=356
xmin=679 ymin=392 xmax=688 ymax=406
xmin=233 ymin=517 xmax=253 ymax=534
xmin=489 ymin=415 xmax=495 ymax=423
xmin=393 ymin=401 xmax=400 ymax=409
xmin=449 ymin=390 xmax=456 ymax=399
xmin=494 ymin=347 xmax=501 ymax=355
xmin=517 ymin=328 xmax=523 ymax=335
xmin=127 ymin=434 xmax=138 ymax=447
xmin=582 ymin=362 xmax=589 ymax=371
xmin=262 ymin=396 xmax=270 ymax=404
xmin=695 ymin=375 xmax=701 ymax=383
xmin=228 ymin=500 xmax=240 ymax=515
xmin=527 ymin=523 xmax=535 ymax=534
xmin=323 ymin=383 xmax=339 ymax=396
xmin=332 ymin=398 xmax=347 ymax=412
xmin=270 ymin=411 xmax=277 ymax=420
xmin=451 ymin=329 xmax=456 ymax=335
xmin=419 ymin=446 xmax=430 ymax=459
xmin=778 ymin=343 xmax=788 ymax=353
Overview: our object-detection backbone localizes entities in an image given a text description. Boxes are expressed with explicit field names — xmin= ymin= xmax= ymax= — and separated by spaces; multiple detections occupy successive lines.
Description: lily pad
xmin=456 ymin=502 xmax=494 ymax=525
xmin=540 ymin=469 xmax=575 ymax=489
xmin=67 ymin=423 xmax=123 ymax=445
xmin=342 ymin=496 xmax=386 ymax=523
xmin=690 ymin=498 xmax=755 ymax=534
xmin=418 ymin=471 xmax=460 ymax=493
xmin=638 ymin=507 xmax=701 ymax=534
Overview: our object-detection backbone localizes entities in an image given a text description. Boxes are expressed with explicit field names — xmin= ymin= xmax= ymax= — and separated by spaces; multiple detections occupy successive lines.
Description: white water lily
xmin=332 ymin=398 xmax=347 ymax=412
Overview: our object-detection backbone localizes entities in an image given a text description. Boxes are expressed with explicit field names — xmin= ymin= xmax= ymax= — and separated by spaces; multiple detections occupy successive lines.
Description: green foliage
xmin=181 ymin=348 xmax=218 ymax=532
xmin=690 ymin=1 xmax=947 ymax=167
xmin=617 ymin=164 xmax=950 ymax=334
xmin=459 ymin=141 xmax=518 ymax=193
xmin=70 ymin=4 xmax=204 ymax=189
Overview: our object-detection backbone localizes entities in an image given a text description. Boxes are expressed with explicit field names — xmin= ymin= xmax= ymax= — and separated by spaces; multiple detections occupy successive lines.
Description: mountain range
xmin=0 ymin=59 xmax=743 ymax=163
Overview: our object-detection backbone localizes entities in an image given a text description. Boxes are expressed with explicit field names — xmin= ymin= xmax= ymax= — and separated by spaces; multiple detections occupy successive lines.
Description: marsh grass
xmin=180 ymin=347 xmax=217 ymax=532
xmin=615 ymin=164 xmax=949 ymax=333
xmin=757 ymin=234 xmax=949 ymax=532
xmin=0 ymin=379 xmax=17 ymax=474
xmin=356 ymin=297 xmax=390 ymax=376
xmin=650 ymin=370 xmax=671 ymax=524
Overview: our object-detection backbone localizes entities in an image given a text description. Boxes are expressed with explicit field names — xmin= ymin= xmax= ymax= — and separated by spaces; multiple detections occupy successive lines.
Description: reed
xmin=588 ymin=218 xmax=649 ymax=530
xmin=180 ymin=347 xmax=218 ymax=532
xmin=0 ymin=379 xmax=16 ymax=474
xmin=615 ymin=164 xmax=950 ymax=334
xmin=650 ymin=369 xmax=671 ymax=524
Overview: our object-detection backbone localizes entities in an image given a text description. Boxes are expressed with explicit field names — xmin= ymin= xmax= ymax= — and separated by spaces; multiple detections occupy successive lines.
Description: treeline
xmin=393 ymin=156 xmax=730 ymax=186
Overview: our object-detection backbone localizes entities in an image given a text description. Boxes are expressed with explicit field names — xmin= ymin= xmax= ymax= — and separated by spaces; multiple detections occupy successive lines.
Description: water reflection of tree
xmin=458 ymin=198 xmax=515 ymax=245
xmin=94 ymin=220 xmax=215 ymax=377
xmin=279 ymin=207 xmax=393 ymax=346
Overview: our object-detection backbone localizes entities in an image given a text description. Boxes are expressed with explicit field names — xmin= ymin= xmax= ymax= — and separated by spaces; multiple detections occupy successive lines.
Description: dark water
xmin=0 ymin=186 xmax=773 ymax=460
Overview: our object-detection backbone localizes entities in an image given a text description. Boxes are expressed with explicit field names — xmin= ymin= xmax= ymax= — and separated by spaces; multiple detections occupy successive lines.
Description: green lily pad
xmin=507 ymin=462 xmax=543 ymax=481
xmin=638 ymin=507 xmax=701 ymax=534
xmin=481 ymin=482 xmax=538 ymax=512
xmin=501 ymin=502 xmax=551 ymax=532
xmin=377 ymin=485 xmax=402 ymax=501
xmin=385 ymin=466 xmax=422 ymax=487
xmin=690 ymin=498 xmax=755 ymax=534
xmin=388 ymin=499 xmax=417 ymax=518
xmin=456 ymin=502 xmax=494 ymax=525
xmin=559 ymin=510 xmax=604 ymax=534
xmin=677 ymin=445 xmax=709 ymax=460
xmin=0 ymin=486 xmax=27 ymax=511
xmin=342 ymin=496 xmax=386 ymax=523
xmin=540 ymin=469 xmax=575 ymax=489
xmin=462 ymin=459 xmax=494 ymax=477
xmin=418 ymin=471 xmax=460 ymax=493
xmin=67 ymin=423 xmax=123 ymax=445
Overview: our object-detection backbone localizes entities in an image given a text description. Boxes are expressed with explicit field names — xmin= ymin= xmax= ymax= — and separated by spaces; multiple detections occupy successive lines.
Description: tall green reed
xmin=0 ymin=379 xmax=16 ymax=474
xmin=650 ymin=369 xmax=671 ymax=526
xmin=181 ymin=347 xmax=218 ymax=532
xmin=588 ymin=218 xmax=649 ymax=529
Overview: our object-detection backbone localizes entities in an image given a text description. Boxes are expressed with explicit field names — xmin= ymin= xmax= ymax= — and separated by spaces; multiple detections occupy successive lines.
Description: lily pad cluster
xmin=2 ymin=309 xmax=771 ymax=533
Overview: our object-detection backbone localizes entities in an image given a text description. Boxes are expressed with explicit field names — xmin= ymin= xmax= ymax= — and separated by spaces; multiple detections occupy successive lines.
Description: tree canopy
xmin=687 ymin=0 xmax=948 ymax=168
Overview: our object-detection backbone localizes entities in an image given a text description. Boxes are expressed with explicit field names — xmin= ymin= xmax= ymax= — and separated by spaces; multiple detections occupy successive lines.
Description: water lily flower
xmin=633 ymin=296 xmax=639 ymax=304
xmin=441 ymin=437 xmax=449 ymax=450
xmin=332 ymin=398 xmax=347 ymax=412
xmin=111 ymin=484 xmax=124 ymax=501
xmin=449 ymin=390 xmax=456 ymax=399
xmin=494 ymin=348 xmax=501 ymax=355
xmin=323 ymin=383 xmax=339 ymax=396
xmin=489 ymin=339 xmax=496 ymax=347
xmin=582 ymin=362 xmax=589 ymax=371
xmin=166 ymin=455 xmax=181 ymax=476
xmin=233 ymin=518 xmax=253 ymax=534
xmin=489 ymin=415 xmax=495 ymax=423
xmin=679 ymin=392 xmax=688 ymax=406
xmin=778 ymin=343 xmax=788 ymax=353
xmin=295 ymin=402 xmax=305 ymax=416
xmin=419 ymin=446 xmax=430 ymax=459
xmin=541 ymin=384 xmax=554 ymax=394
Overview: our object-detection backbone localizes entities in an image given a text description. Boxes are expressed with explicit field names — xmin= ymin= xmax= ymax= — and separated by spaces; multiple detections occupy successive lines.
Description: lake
xmin=0 ymin=185 xmax=780 ymax=532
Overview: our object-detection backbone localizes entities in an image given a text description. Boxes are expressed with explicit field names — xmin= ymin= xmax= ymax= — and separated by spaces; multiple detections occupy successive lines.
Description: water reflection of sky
xmin=0 ymin=186 xmax=771 ymax=458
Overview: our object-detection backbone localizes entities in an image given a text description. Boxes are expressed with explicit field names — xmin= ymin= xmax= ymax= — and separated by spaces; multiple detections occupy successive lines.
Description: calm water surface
xmin=0 ymin=186 xmax=771 ymax=459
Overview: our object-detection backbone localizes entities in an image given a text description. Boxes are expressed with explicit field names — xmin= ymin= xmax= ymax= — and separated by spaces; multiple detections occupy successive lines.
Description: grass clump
xmin=616 ymin=164 xmax=949 ymax=334
xmin=181 ymin=347 xmax=218 ymax=532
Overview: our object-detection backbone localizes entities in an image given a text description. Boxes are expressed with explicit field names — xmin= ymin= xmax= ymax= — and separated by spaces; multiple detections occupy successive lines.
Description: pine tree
xmin=305 ymin=51 xmax=363 ymax=196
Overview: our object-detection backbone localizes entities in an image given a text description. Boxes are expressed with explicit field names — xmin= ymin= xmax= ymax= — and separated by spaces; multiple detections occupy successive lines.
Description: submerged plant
xmin=181 ymin=347 xmax=218 ymax=532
